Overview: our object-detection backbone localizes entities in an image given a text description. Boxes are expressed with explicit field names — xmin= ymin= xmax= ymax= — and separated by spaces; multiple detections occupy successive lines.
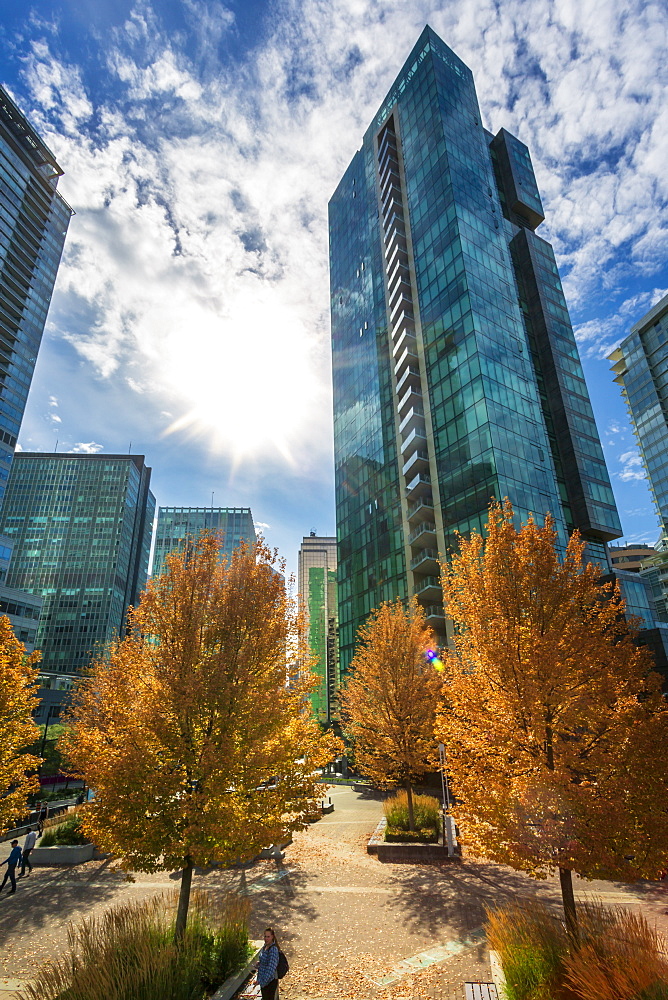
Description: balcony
xmin=398 ymin=384 xmax=422 ymax=412
xmin=399 ymin=404 xmax=425 ymax=437
xmin=394 ymin=346 xmax=420 ymax=378
xmin=402 ymin=449 xmax=430 ymax=477
xmin=388 ymin=278 xmax=413 ymax=313
xmin=401 ymin=426 xmax=427 ymax=455
xmin=414 ymin=575 xmax=442 ymax=600
xmin=389 ymin=288 xmax=413 ymax=322
xmin=385 ymin=226 xmax=407 ymax=261
xmin=392 ymin=328 xmax=417 ymax=358
xmin=410 ymin=548 xmax=439 ymax=572
xmin=424 ymin=604 xmax=446 ymax=621
xmin=396 ymin=365 xmax=422 ymax=395
xmin=406 ymin=472 xmax=432 ymax=498
xmin=408 ymin=521 xmax=437 ymax=545
xmin=387 ymin=242 xmax=409 ymax=280
xmin=391 ymin=309 xmax=415 ymax=342
xmin=407 ymin=498 xmax=434 ymax=524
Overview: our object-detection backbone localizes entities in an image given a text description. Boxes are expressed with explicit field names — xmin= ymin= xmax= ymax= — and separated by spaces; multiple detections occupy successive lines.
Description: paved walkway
xmin=1 ymin=785 xmax=667 ymax=1000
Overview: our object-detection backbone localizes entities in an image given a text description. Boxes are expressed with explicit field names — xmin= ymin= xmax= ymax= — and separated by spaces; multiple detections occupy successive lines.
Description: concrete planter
xmin=31 ymin=843 xmax=94 ymax=865
xmin=210 ymin=941 xmax=263 ymax=1000
xmin=367 ymin=817 xmax=460 ymax=863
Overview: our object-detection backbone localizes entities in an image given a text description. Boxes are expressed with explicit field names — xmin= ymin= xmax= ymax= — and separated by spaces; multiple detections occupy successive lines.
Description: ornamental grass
xmin=383 ymin=790 xmax=440 ymax=836
xmin=485 ymin=897 xmax=668 ymax=1000
xmin=18 ymin=889 xmax=252 ymax=1000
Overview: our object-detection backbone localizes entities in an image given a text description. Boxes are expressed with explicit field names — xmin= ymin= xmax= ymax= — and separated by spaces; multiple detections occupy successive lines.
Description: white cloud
xmin=616 ymin=449 xmax=648 ymax=482
xmin=16 ymin=0 xmax=668 ymax=479
xmin=574 ymin=286 xmax=668 ymax=358
xmin=254 ymin=521 xmax=271 ymax=530
xmin=70 ymin=441 xmax=104 ymax=454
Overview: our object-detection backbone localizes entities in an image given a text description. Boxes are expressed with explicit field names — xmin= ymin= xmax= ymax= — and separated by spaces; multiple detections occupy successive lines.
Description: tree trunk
xmin=174 ymin=855 xmax=194 ymax=944
xmin=559 ymin=866 xmax=579 ymax=944
xmin=406 ymin=782 xmax=415 ymax=831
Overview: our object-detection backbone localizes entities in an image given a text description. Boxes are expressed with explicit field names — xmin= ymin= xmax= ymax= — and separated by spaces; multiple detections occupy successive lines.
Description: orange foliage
xmin=62 ymin=537 xmax=340 ymax=874
xmin=438 ymin=500 xmax=668 ymax=883
xmin=340 ymin=598 xmax=442 ymax=802
xmin=0 ymin=616 xmax=40 ymax=831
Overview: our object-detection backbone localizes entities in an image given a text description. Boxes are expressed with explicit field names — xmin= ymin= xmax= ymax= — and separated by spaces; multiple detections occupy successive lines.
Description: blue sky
xmin=1 ymin=0 xmax=667 ymax=578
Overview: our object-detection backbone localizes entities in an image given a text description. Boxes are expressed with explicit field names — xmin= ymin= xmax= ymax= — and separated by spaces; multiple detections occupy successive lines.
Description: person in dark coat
xmin=0 ymin=841 xmax=22 ymax=894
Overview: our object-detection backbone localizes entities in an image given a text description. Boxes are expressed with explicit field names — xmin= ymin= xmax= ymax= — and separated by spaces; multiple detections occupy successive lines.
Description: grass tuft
xmin=383 ymin=791 xmax=440 ymax=834
xmin=486 ymin=898 xmax=668 ymax=1000
xmin=17 ymin=889 xmax=252 ymax=1000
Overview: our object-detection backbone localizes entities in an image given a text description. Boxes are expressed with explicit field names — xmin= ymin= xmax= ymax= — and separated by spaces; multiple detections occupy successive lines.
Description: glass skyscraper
xmin=609 ymin=293 xmax=668 ymax=537
xmin=0 ymin=453 xmax=155 ymax=719
xmin=0 ymin=87 xmax=72 ymax=499
xmin=330 ymin=27 xmax=621 ymax=672
xmin=152 ymin=507 xmax=256 ymax=579
xmin=298 ymin=533 xmax=339 ymax=723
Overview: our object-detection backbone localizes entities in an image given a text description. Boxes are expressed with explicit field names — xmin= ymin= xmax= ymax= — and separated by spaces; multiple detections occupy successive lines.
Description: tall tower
xmin=330 ymin=27 xmax=621 ymax=673
xmin=609 ymin=293 xmax=668 ymax=539
xmin=0 ymin=453 xmax=155 ymax=721
xmin=298 ymin=533 xmax=339 ymax=723
xmin=152 ymin=507 xmax=256 ymax=579
xmin=0 ymin=87 xmax=72 ymax=498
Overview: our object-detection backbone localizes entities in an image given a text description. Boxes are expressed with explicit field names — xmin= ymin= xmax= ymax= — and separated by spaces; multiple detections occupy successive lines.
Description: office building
xmin=0 ymin=87 xmax=72 ymax=501
xmin=609 ymin=293 xmax=668 ymax=538
xmin=298 ymin=533 xmax=339 ymax=723
xmin=330 ymin=27 xmax=621 ymax=672
xmin=608 ymin=542 xmax=655 ymax=573
xmin=152 ymin=507 xmax=256 ymax=579
xmin=0 ymin=453 xmax=155 ymax=719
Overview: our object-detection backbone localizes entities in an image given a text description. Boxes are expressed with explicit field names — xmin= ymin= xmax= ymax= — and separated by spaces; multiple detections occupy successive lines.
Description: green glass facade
xmin=0 ymin=453 xmax=155 ymax=717
xmin=0 ymin=87 xmax=71 ymax=500
xmin=298 ymin=534 xmax=339 ymax=722
xmin=152 ymin=507 xmax=256 ymax=578
xmin=330 ymin=27 xmax=621 ymax=673
xmin=609 ymin=293 xmax=668 ymax=537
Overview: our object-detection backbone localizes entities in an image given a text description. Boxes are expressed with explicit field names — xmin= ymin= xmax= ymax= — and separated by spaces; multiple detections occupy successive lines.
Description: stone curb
xmin=489 ymin=950 xmax=507 ymax=999
xmin=211 ymin=941 xmax=263 ymax=1000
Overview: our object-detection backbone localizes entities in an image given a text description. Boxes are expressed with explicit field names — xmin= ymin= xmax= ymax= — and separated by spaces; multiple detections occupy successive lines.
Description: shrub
xmin=486 ymin=898 xmax=668 ymax=1000
xmin=485 ymin=899 xmax=568 ymax=1000
xmin=40 ymin=815 xmax=89 ymax=847
xmin=383 ymin=791 xmax=440 ymax=834
xmin=17 ymin=890 xmax=252 ymax=1000
xmin=385 ymin=827 xmax=438 ymax=843
xmin=562 ymin=902 xmax=668 ymax=1000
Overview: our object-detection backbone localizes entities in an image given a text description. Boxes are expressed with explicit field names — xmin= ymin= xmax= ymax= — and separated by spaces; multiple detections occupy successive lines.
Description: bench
xmin=464 ymin=985 xmax=498 ymax=999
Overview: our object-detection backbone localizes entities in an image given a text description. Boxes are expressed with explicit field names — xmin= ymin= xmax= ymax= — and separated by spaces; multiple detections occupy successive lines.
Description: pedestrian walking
xmin=0 ymin=840 xmax=22 ymax=895
xmin=19 ymin=827 xmax=38 ymax=877
xmin=37 ymin=801 xmax=48 ymax=834
xmin=256 ymin=927 xmax=280 ymax=999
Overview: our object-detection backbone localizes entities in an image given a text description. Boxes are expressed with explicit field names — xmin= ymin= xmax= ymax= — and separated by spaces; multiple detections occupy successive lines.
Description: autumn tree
xmin=340 ymin=598 xmax=442 ymax=830
xmin=0 ymin=616 xmax=41 ymax=831
xmin=438 ymin=499 xmax=668 ymax=937
xmin=63 ymin=536 xmax=340 ymax=941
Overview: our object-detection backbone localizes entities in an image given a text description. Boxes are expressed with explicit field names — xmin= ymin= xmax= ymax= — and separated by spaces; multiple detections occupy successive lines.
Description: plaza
xmin=2 ymin=785 xmax=667 ymax=1000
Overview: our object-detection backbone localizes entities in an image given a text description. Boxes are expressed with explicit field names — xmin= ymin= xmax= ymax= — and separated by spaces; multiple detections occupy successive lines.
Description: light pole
xmin=438 ymin=742 xmax=455 ymax=857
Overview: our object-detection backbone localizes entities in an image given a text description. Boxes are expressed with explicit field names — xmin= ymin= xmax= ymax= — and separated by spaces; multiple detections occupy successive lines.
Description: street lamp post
xmin=438 ymin=741 xmax=455 ymax=857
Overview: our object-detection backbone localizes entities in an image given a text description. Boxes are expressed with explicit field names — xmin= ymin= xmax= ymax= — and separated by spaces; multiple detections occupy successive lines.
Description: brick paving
xmin=1 ymin=784 xmax=667 ymax=999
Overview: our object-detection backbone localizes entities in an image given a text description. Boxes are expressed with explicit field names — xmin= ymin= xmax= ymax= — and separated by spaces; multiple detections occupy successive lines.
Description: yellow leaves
xmin=437 ymin=499 xmax=668 ymax=883
xmin=64 ymin=535 xmax=341 ymax=874
xmin=340 ymin=598 xmax=442 ymax=788
xmin=0 ymin=616 xmax=41 ymax=830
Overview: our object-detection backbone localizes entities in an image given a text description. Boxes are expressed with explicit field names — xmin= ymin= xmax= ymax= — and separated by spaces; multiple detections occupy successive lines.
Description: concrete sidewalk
xmin=1 ymin=785 xmax=666 ymax=999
